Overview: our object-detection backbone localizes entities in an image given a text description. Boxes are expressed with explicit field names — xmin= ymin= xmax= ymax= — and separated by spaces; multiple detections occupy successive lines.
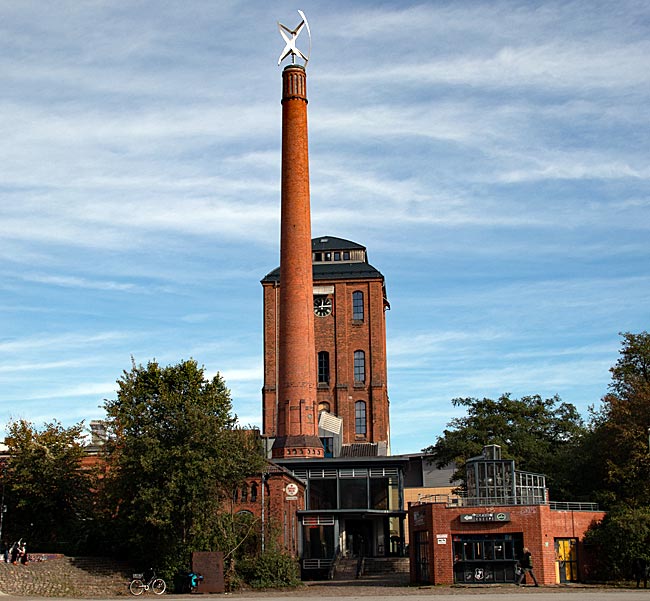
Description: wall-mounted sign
xmin=459 ymin=512 xmax=511 ymax=523
xmin=436 ymin=533 xmax=448 ymax=545
xmin=285 ymin=483 xmax=299 ymax=498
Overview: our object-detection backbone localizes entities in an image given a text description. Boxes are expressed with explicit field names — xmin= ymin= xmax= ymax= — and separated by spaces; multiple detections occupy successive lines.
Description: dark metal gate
xmin=414 ymin=530 xmax=430 ymax=583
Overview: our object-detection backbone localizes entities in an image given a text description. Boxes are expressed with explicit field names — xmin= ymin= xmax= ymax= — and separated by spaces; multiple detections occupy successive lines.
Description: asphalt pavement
xmin=3 ymin=584 xmax=649 ymax=600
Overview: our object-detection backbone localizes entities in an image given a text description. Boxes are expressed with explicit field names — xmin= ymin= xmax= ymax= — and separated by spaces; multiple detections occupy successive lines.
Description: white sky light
xmin=1 ymin=1 xmax=648 ymax=454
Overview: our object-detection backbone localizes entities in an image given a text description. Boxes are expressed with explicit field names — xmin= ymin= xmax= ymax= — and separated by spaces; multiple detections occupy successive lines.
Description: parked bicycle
xmin=129 ymin=568 xmax=166 ymax=595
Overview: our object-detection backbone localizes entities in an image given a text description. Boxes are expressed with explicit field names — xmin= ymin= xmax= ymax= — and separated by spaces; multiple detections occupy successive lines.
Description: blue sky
xmin=1 ymin=1 xmax=648 ymax=454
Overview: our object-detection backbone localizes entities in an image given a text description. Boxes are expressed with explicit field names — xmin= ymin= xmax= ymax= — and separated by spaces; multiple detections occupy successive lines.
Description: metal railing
xmin=549 ymin=501 xmax=600 ymax=511
xmin=303 ymin=558 xmax=333 ymax=570
xmin=416 ymin=493 xmax=599 ymax=511
xmin=327 ymin=546 xmax=341 ymax=580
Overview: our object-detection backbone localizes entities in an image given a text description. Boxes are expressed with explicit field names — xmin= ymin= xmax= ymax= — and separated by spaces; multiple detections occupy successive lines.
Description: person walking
xmin=18 ymin=541 xmax=27 ymax=565
xmin=516 ymin=547 xmax=539 ymax=586
xmin=10 ymin=541 xmax=19 ymax=565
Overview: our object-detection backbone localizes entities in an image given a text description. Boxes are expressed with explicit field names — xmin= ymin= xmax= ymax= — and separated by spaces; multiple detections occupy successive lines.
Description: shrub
xmin=584 ymin=505 xmax=650 ymax=580
xmin=237 ymin=551 xmax=301 ymax=589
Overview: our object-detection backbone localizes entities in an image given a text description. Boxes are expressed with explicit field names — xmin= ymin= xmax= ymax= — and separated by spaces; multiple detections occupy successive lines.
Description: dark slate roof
xmin=262 ymin=262 xmax=383 ymax=283
xmin=261 ymin=235 xmax=384 ymax=283
xmin=312 ymin=236 xmax=365 ymax=252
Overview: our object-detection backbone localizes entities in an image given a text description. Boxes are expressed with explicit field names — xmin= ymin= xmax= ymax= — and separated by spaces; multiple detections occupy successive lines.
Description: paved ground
xmin=1 ymin=557 xmax=646 ymax=600
xmin=225 ymin=582 xmax=650 ymax=599
xmin=2 ymin=585 xmax=650 ymax=601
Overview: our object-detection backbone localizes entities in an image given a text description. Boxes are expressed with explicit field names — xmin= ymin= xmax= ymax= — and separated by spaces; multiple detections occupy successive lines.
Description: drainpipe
xmin=261 ymin=473 xmax=269 ymax=553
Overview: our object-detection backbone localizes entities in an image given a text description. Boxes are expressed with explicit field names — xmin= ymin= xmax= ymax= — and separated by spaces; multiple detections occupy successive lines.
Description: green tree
xmin=2 ymin=419 xmax=94 ymax=551
xmin=423 ymin=393 xmax=587 ymax=500
xmin=583 ymin=505 xmax=650 ymax=581
xmin=574 ymin=332 xmax=650 ymax=584
xmin=100 ymin=358 xmax=265 ymax=576
xmin=587 ymin=331 xmax=650 ymax=506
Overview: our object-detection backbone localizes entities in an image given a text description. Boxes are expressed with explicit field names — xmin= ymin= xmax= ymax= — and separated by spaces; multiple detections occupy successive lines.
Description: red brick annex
xmin=408 ymin=445 xmax=605 ymax=586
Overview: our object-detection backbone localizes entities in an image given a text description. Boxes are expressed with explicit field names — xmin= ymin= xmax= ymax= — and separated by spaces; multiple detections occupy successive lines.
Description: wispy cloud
xmin=325 ymin=42 xmax=650 ymax=91
xmin=12 ymin=382 xmax=118 ymax=402
xmin=0 ymin=332 xmax=129 ymax=355
xmin=0 ymin=359 xmax=96 ymax=374
xmin=0 ymin=0 xmax=648 ymax=452
xmin=19 ymin=273 xmax=139 ymax=292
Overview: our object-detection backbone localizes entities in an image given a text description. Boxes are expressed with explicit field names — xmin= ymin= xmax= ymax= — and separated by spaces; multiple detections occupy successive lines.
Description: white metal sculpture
xmin=277 ymin=10 xmax=311 ymax=66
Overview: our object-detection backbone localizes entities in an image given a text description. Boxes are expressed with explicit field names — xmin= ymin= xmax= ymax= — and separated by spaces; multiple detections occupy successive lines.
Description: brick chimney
xmin=271 ymin=64 xmax=323 ymax=459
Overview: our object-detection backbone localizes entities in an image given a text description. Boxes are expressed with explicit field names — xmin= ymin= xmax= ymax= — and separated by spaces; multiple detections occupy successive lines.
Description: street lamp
xmin=0 ymin=464 xmax=6 ymax=543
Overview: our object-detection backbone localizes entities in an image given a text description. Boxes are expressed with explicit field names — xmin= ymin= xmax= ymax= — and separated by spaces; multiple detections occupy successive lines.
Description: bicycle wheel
xmin=151 ymin=578 xmax=166 ymax=595
xmin=129 ymin=579 xmax=145 ymax=596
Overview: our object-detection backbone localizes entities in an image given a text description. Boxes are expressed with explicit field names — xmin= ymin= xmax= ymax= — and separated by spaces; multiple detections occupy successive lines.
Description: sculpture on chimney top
xmin=277 ymin=10 xmax=311 ymax=66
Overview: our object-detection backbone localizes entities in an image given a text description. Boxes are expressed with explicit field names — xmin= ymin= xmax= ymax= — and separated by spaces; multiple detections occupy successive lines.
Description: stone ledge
xmin=0 ymin=556 xmax=131 ymax=597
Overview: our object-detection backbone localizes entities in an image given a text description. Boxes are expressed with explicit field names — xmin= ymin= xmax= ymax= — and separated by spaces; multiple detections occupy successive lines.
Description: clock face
xmin=314 ymin=296 xmax=332 ymax=317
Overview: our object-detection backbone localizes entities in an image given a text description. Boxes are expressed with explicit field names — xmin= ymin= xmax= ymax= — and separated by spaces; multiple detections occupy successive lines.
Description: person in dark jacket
xmin=516 ymin=547 xmax=539 ymax=586
xmin=633 ymin=558 xmax=649 ymax=588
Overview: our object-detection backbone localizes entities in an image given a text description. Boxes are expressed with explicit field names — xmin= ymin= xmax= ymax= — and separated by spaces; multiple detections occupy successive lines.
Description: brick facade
xmin=262 ymin=241 xmax=391 ymax=449
xmin=408 ymin=501 xmax=605 ymax=585
xmin=230 ymin=464 xmax=306 ymax=557
xmin=273 ymin=63 xmax=322 ymax=459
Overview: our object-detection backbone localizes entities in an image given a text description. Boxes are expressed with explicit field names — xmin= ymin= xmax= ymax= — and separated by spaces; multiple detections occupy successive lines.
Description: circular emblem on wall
xmin=285 ymin=483 xmax=299 ymax=496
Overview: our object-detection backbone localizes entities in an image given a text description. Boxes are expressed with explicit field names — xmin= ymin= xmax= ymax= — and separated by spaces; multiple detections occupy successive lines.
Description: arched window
xmin=241 ymin=483 xmax=248 ymax=502
xmin=352 ymin=291 xmax=364 ymax=321
xmin=232 ymin=488 xmax=239 ymax=503
xmin=355 ymin=401 xmax=367 ymax=436
xmin=250 ymin=482 xmax=258 ymax=502
xmin=318 ymin=351 xmax=330 ymax=384
xmin=354 ymin=350 xmax=365 ymax=383
xmin=318 ymin=401 xmax=331 ymax=414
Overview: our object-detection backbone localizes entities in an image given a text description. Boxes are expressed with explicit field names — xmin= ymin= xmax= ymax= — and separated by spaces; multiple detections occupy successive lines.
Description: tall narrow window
xmin=318 ymin=351 xmax=330 ymax=384
xmin=354 ymin=350 xmax=365 ymax=383
xmin=355 ymin=401 xmax=367 ymax=436
xmin=352 ymin=291 xmax=364 ymax=321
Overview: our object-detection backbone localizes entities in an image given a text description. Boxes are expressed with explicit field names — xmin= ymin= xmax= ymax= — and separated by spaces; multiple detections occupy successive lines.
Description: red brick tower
xmin=271 ymin=64 xmax=323 ymax=459
xmin=262 ymin=237 xmax=391 ymax=454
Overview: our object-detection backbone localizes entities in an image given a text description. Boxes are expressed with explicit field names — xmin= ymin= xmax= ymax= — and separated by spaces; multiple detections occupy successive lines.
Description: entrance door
xmin=414 ymin=530 xmax=430 ymax=584
xmin=452 ymin=533 xmax=522 ymax=584
xmin=345 ymin=519 xmax=373 ymax=557
xmin=555 ymin=538 xmax=578 ymax=583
